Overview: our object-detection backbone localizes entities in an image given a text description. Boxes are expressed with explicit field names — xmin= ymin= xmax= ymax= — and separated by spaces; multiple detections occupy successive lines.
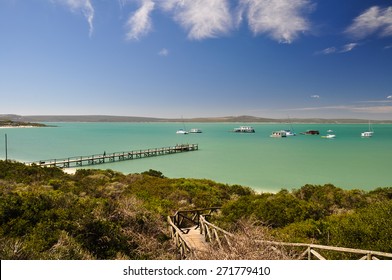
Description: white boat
xmin=189 ymin=128 xmax=202 ymax=133
xmin=361 ymin=131 xmax=374 ymax=137
xmin=321 ymin=134 xmax=336 ymax=139
xmin=283 ymin=129 xmax=296 ymax=136
xmin=270 ymin=130 xmax=287 ymax=137
xmin=176 ymin=129 xmax=188 ymax=134
xmin=284 ymin=117 xmax=296 ymax=136
xmin=176 ymin=116 xmax=188 ymax=134
xmin=233 ymin=126 xmax=255 ymax=133
xmin=361 ymin=121 xmax=374 ymax=137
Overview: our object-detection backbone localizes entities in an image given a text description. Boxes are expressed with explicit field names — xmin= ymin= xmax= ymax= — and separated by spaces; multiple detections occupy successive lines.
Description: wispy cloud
xmin=357 ymin=99 xmax=392 ymax=104
xmin=340 ymin=42 xmax=358 ymax=53
xmin=158 ymin=48 xmax=169 ymax=56
xmin=122 ymin=0 xmax=315 ymax=42
xmin=238 ymin=0 xmax=313 ymax=43
xmin=351 ymin=106 xmax=392 ymax=114
xmin=289 ymin=104 xmax=392 ymax=114
xmin=55 ymin=0 xmax=95 ymax=36
xmin=346 ymin=6 xmax=392 ymax=39
xmin=160 ymin=0 xmax=233 ymax=40
xmin=125 ymin=0 xmax=155 ymax=41
xmin=318 ymin=47 xmax=337 ymax=55
xmin=287 ymin=105 xmax=354 ymax=112
xmin=51 ymin=0 xmax=316 ymax=42
xmin=310 ymin=95 xmax=320 ymax=98
xmin=316 ymin=43 xmax=358 ymax=55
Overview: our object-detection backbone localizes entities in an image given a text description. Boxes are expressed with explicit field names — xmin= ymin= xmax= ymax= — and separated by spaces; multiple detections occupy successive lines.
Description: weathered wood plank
xmin=310 ymin=249 xmax=326 ymax=260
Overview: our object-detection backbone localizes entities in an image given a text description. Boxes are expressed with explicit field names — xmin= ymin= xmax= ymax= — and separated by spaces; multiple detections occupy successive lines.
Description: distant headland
xmin=1 ymin=114 xmax=392 ymax=124
xmin=0 ymin=119 xmax=51 ymax=128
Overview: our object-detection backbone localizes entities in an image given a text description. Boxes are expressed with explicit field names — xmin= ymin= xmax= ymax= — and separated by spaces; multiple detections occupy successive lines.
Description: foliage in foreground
xmin=0 ymin=161 xmax=251 ymax=259
xmin=216 ymin=184 xmax=392 ymax=254
xmin=1 ymin=160 xmax=392 ymax=259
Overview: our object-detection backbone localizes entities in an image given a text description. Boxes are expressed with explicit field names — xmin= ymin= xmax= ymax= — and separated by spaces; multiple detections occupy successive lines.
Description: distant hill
xmin=1 ymin=114 xmax=392 ymax=124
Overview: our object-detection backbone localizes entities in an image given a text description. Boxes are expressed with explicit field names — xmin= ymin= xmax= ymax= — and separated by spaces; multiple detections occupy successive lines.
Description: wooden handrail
xmin=255 ymin=240 xmax=392 ymax=260
xmin=199 ymin=215 xmax=233 ymax=248
xmin=168 ymin=208 xmax=392 ymax=260
xmin=167 ymin=216 xmax=194 ymax=259
xmin=171 ymin=207 xmax=221 ymax=229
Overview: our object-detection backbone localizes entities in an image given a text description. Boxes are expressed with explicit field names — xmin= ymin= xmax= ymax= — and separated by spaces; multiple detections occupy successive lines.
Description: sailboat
xmin=361 ymin=121 xmax=374 ymax=137
xmin=284 ymin=116 xmax=296 ymax=136
xmin=176 ymin=116 xmax=188 ymax=134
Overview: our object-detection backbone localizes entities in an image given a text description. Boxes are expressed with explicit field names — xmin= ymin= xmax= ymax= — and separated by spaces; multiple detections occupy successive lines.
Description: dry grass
xmin=193 ymin=220 xmax=294 ymax=260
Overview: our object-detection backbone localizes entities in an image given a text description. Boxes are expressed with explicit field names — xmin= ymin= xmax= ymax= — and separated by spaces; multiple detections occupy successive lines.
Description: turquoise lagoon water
xmin=1 ymin=122 xmax=391 ymax=192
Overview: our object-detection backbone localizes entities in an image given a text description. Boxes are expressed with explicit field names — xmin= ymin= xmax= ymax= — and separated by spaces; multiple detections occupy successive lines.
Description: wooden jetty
xmin=26 ymin=144 xmax=198 ymax=169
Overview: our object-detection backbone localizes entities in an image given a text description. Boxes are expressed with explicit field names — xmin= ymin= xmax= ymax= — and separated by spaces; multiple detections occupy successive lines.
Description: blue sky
xmin=1 ymin=0 xmax=392 ymax=119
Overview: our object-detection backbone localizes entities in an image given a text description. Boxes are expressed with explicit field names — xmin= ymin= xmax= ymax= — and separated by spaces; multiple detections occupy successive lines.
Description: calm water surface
xmin=1 ymin=122 xmax=391 ymax=192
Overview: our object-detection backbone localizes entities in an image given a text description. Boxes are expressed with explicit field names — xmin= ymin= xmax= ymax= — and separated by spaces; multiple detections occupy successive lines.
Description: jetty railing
xmin=25 ymin=144 xmax=198 ymax=169
xmin=255 ymin=240 xmax=392 ymax=260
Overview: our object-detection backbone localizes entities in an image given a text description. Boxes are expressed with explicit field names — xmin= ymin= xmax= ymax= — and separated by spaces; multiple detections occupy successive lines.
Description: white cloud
xmin=158 ymin=48 xmax=169 ymax=56
xmin=238 ymin=0 xmax=313 ymax=43
xmin=288 ymin=105 xmax=352 ymax=111
xmin=125 ymin=0 xmax=155 ymax=41
xmin=346 ymin=6 xmax=392 ymax=39
xmin=317 ymin=47 xmax=337 ymax=55
xmin=340 ymin=42 xmax=358 ymax=53
xmin=310 ymin=95 xmax=320 ymax=98
xmin=289 ymin=104 xmax=392 ymax=114
xmin=160 ymin=0 xmax=233 ymax=40
xmin=357 ymin=99 xmax=392 ymax=103
xmin=55 ymin=0 xmax=95 ymax=36
xmin=351 ymin=106 xmax=392 ymax=114
xmin=316 ymin=43 xmax=358 ymax=55
xmin=121 ymin=0 xmax=315 ymax=42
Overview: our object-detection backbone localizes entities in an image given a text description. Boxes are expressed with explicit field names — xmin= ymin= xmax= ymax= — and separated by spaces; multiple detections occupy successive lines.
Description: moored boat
xmin=361 ymin=121 xmax=374 ymax=137
xmin=176 ymin=129 xmax=188 ymax=134
xmin=233 ymin=126 xmax=255 ymax=133
xmin=283 ymin=129 xmax=296 ymax=136
xmin=270 ymin=130 xmax=287 ymax=137
xmin=321 ymin=134 xmax=336 ymax=139
xmin=361 ymin=131 xmax=374 ymax=137
xmin=189 ymin=128 xmax=202 ymax=133
xmin=301 ymin=130 xmax=320 ymax=135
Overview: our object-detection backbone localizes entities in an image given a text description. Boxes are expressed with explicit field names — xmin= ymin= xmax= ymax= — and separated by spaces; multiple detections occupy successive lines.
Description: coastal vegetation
xmin=0 ymin=120 xmax=49 ymax=128
xmin=0 ymin=160 xmax=391 ymax=259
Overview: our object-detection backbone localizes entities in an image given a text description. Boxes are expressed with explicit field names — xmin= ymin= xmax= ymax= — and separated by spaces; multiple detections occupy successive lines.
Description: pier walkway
xmin=26 ymin=144 xmax=198 ymax=169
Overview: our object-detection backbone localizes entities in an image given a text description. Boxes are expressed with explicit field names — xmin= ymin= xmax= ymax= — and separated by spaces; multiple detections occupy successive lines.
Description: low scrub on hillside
xmin=216 ymin=184 xmax=392 ymax=254
xmin=1 ymin=160 xmax=391 ymax=259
